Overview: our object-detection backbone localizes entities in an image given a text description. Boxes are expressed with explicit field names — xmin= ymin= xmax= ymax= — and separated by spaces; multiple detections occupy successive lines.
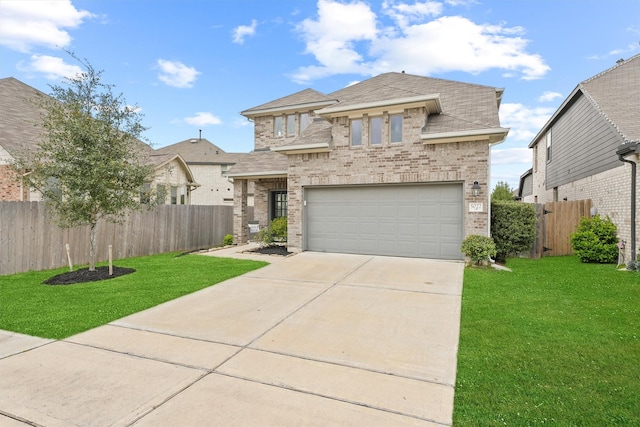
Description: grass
xmin=0 ymin=252 xmax=268 ymax=339
xmin=453 ymin=256 xmax=640 ymax=426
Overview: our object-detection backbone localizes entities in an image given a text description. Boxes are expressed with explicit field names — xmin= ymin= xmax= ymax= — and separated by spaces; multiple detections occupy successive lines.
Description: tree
xmin=14 ymin=55 xmax=158 ymax=271
xmin=491 ymin=181 xmax=515 ymax=202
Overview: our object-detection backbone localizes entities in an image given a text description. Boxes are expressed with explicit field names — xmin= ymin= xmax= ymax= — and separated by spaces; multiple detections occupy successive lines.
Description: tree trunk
xmin=89 ymin=222 xmax=97 ymax=271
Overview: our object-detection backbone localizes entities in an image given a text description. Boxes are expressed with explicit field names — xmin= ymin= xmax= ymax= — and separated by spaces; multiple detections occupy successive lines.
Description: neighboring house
xmin=521 ymin=54 xmax=639 ymax=250
xmin=156 ymin=137 xmax=252 ymax=206
xmin=228 ymin=72 xmax=509 ymax=260
xmin=0 ymin=77 xmax=198 ymax=204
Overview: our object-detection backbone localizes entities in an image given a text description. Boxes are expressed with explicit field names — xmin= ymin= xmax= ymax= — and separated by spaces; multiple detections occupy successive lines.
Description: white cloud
xmin=538 ymin=91 xmax=562 ymax=102
xmin=499 ymin=103 xmax=555 ymax=142
xmin=292 ymin=0 xmax=379 ymax=82
xmin=232 ymin=19 xmax=258 ymax=44
xmin=382 ymin=1 xmax=442 ymax=28
xmin=18 ymin=55 xmax=82 ymax=80
xmin=291 ymin=0 xmax=549 ymax=83
xmin=491 ymin=147 xmax=531 ymax=165
xmin=184 ymin=112 xmax=222 ymax=126
xmin=0 ymin=0 xmax=94 ymax=52
xmin=156 ymin=59 xmax=200 ymax=88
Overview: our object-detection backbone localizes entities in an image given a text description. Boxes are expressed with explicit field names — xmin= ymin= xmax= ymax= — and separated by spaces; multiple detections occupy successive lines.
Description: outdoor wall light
xmin=471 ymin=181 xmax=481 ymax=196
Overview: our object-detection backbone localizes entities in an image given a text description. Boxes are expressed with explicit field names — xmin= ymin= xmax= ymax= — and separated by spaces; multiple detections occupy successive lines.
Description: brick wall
xmin=188 ymin=164 xmax=235 ymax=205
xmin=285 ymin=109 xmax=490 ymax=252
xmin=253 ymin=178 xmax=287 ymax=229
xmin=253 ymin=112 xmax=318 ymax=151
xmin=0 ymin=165 xmax=27 ymax=201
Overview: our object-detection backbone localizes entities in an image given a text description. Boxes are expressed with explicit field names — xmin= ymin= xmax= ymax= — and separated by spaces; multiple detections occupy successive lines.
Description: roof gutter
xmin=421 ymin=127 xmax=510 ymax=145
xmin=616 ymin=141 xmax=639 ymax=262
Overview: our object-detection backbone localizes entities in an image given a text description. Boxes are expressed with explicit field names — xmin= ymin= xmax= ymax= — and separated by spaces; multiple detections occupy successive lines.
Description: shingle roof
xmin=326 ymin=72 xmax=503 ymax=134
xmin=580 ymin=53 xmax=640 ymax=142
xmin=0 ymin=77 xmax=47 ymax=159
xmin=529 ymin=53 xmax=640 ymax=148
xmin=225 ymin=150 xmax=288 ymax=178
xmin=241 ymin=88 xmax=335 ymax=117
xmin=155 ymin=138 xmax=240 ymax=164
xmin=0 ymin=77 xmax=157 ymax=163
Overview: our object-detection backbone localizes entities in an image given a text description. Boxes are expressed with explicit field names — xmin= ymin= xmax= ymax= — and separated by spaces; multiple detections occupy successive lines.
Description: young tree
xmin=491 ymin=181 xmax=515 ymax=202
xmin=14 ymin=56 xmax=157 ymax=271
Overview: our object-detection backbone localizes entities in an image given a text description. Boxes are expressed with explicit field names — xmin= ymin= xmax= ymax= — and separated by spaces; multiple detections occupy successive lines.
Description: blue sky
xmin=1 ymin=0 xmax=638 ymax=190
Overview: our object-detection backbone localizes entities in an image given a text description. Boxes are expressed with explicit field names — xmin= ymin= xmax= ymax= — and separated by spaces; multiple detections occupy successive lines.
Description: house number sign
xmin=468 ymin=202 xmax=483 ymax=212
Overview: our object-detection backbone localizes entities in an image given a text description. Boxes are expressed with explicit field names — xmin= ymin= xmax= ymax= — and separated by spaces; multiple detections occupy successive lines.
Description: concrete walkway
xmin=0 ymin=247 xmax=464 ymax=426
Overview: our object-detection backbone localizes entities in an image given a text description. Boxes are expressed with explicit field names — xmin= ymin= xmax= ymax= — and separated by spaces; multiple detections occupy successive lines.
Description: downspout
xmin=617 ymin=143 xmax=637 ymax=263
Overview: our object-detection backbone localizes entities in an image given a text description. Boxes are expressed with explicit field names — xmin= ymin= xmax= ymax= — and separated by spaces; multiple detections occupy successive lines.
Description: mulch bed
xmin=44 ymin=266 xmax=136 ymax=285
xmin=247 ymin=245 xmax=292 ymax=256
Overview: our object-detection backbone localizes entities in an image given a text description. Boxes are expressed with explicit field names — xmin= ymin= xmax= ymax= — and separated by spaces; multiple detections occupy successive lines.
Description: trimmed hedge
xmin=461 ymin=235 xmax=497 ymax=265
xmin=491 ymin=201 xmax=537 ymax=263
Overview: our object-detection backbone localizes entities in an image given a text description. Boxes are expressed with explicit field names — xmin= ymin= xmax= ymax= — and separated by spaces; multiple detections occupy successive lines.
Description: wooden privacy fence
xmin=0 ymin=202 xmax=234 ymax=276
xmin=530 ymin=199 xmax=593 ymax=257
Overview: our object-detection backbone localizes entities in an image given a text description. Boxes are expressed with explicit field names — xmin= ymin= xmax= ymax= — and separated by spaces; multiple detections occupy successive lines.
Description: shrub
xmin=570 ymin=215 xmax=618 ymax=263
xmin=461 ymin=235 xmax=497 ymax=265
xmin=258 ymin=217 xmax=287 ymax=247
xmin=627 ymin=260 xmax=637 ymax=271
xmin=490 ymin=201 xmax=537 ymax=263
xmin=269 ymin=216 xmax=288 ymax=242
xmin=222 ymin=234 xmax=234 ymax=246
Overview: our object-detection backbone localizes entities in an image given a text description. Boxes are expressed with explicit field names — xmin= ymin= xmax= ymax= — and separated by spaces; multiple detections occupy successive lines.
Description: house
xmin=521 ymin=54 xmax=639 ymax=251
xmin=156 ymin=137 xmax=252 ymax=206
xmin=228 ymin=72 xmax=509 ymax=260
xmin=0 ymin=77 xmax=198 ymax=203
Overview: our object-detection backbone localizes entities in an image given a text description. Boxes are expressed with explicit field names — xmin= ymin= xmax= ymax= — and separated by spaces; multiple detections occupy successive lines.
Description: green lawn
xmin=0 ymin=252 xmax=267 ymax=339
xmin=454 ymin=256 xmax=640 ymax=426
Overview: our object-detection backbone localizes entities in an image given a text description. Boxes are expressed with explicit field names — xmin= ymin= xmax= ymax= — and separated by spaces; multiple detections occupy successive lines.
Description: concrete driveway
xmin=0 ymin=249 xmax=464 ymax=426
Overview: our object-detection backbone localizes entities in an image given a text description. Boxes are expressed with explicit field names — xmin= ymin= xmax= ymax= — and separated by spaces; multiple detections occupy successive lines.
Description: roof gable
xmin=529 ymin=53 xmax=640 ymax=147
xmin=241 ymin=88 xmax=336 ymax=118
xmin=156 ymin=138 xmax=239 ymax=164
xmin=580 ymin=54 xmax=640 ymax=143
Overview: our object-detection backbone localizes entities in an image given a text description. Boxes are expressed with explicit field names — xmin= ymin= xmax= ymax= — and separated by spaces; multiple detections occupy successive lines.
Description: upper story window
xmin=370 ymin=116 xmax=382 ymax=145
xmin=390 ymin=114 xmax=402 ymax=143
xmin=300 ymin=113 xmax=309 ymax=133
xmin=274 ymin=116 xmax=283 ymax=137
xmin=287 ymin=114 xmax=296 ymax=136
xmin=546 ymin=131 xmax=552 ymax=162
xmin=351 ymin=119 xmax=362 ymax=146
xmin=221 ymin=164 xmax=228 ymax=176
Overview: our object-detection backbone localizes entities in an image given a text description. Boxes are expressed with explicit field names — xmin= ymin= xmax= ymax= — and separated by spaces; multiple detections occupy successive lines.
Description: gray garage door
xmin=305 ymin=184 xmax=463 ymax=260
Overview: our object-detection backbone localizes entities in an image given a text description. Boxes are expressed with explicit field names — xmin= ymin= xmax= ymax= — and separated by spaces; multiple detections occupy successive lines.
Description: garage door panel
xmin=305 ymin=184 xmax=463 ymax=260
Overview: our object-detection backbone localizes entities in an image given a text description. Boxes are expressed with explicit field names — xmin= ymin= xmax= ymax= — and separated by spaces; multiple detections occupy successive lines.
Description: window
xmin=274 ymin=116 xmax=283 ymax=137
xmin=140 ymin=183 xmax=151 ymax=204
xmin=390 ymin=114 xmax=402 ymax=143
xmin=351 ymin=119 xmax=362 ymax=146
xmin=370 ymin=116 xmax=382 ymax=145
xmin=221 ymin=164 xmax=228 ymax=176
xmin=180 ymin=186 xmax=186 ymax=205
xmin=270 ymin=190 xmax=287 ymax=220
xmin=156 ymin=184 xmax=166 ymax=204
xmin=300 ymin=112 xmax=309 ymax=132
xmin=546 ymin=131 xmax=552 ymax=162
xmin=287 ymin=114 xmax=296 ymax=136
xmin=170 ymin=186 xmax=178 ymax=204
